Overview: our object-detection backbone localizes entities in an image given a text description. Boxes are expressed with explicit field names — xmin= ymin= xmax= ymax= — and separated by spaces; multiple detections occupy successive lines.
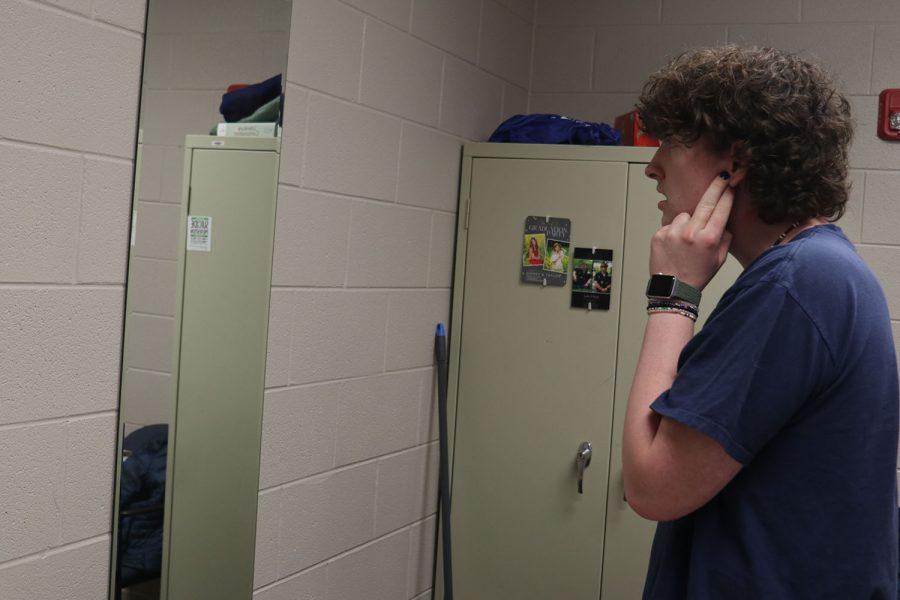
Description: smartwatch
xmin=646 ymin=274 xmax=701 ymax=306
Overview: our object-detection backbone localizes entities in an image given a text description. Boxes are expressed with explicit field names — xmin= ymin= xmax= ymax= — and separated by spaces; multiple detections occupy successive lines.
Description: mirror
xmin=111 ymin=1 xmax=292 ymax=598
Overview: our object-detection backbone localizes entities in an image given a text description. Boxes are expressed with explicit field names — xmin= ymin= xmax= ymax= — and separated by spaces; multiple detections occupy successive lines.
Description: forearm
xmin=623 ymin=312 xmax=694 ymax=502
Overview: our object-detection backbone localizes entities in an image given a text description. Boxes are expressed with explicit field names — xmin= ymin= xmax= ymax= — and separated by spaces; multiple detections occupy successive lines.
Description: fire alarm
xmin=877 ymin=89 xmax=900 ymax=141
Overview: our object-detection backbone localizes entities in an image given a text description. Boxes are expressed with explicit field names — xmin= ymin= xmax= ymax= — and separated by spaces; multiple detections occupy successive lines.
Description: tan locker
xmin=440 ymin=143 xmax=740 ymax=599
xmin=162 ymin=136 xmax=280 ymax=600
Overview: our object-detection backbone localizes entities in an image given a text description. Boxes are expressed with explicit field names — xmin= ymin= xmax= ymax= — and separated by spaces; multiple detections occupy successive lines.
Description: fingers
xmin=669 ymin=184 xmax=731 ymax=240
xmin=649 ymin=174 xmax=734 ymax=290
xmin=690 ymin=173 xmax=731 ymax=227
xmin=705 ymin=187 xmax=734 ymax=235
xmin=670 ymin=212 xmax=691 ymax=227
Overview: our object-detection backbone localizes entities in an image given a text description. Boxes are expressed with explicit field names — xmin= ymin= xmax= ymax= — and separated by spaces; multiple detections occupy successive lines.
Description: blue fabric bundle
xmin=488 ymin=113 xmax=621 ymax=145
xmin=219 ymin=74 xmax=282 ymax=123
xmin=118 ymin=426 xmax=168 ymax=584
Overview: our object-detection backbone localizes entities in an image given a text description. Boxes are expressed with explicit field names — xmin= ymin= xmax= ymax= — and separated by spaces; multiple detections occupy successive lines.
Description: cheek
xmin=677 ymin=176 xmax=715 ymax=215
xmin=686 ymin=184 xmax=709 ymax=214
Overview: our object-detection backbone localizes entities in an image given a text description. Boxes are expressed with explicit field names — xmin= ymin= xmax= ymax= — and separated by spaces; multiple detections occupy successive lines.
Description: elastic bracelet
xmin=646 ymin=306 xmax=698 ymax=322
xmin=646 ymin=299 xmax=699 ymax=315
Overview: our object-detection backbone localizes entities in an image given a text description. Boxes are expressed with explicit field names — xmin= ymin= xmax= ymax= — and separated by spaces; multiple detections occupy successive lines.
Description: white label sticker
xmin=187 ymin=215 xmax=212 ymax=252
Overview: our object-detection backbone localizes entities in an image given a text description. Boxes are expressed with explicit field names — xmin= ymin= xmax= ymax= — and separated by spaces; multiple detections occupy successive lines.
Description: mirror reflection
xmin=112 ymin=1 xmax=292 ymax=598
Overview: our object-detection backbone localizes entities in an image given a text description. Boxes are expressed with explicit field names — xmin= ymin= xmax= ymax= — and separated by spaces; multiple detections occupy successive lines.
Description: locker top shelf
xmin=464 ymin=142 xmax=656 ymax=163
xmin=185 ymin=135 xmax=280 ymax=152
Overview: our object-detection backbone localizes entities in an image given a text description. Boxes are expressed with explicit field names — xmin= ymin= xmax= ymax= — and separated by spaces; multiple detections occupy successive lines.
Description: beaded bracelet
xmin=646 ymin=298 xmax=699 ymax=315
xmin=646 ymin=306 xmax=698 ymax=322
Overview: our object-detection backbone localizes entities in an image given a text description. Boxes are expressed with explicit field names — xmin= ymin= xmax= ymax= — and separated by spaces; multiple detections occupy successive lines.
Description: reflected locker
xmin=164 ymin=136 xmax=279 ymax=599
xmin=111 ymin=135 xmax=281 ymax=600
xmin=111 ymin=1 xmax=293 ymax=597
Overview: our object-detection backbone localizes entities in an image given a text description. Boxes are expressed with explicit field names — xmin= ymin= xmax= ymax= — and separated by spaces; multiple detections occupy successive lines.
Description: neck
xmin=728 ymin=211 xmax=827 ymax=268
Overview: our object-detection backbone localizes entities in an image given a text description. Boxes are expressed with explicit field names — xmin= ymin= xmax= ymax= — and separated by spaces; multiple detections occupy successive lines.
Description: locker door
xmin=166 ymin=147 xmax=278 ymax=599
xmin=449 ymin=157 xmax=628 ymax=599
xmin=599 ymin=163 xmax=664 ymax=596
xmin=599 ymin=164 xmax=743 ymax=597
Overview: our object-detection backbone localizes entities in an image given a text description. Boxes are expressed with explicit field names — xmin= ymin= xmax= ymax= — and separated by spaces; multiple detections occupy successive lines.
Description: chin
xmin=657 ymin=201 xmax=670 ymax=225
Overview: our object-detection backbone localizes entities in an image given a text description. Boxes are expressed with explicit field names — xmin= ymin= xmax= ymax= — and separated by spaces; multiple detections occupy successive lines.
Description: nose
xmin=644 ymin=149 xmax=663 ymax=181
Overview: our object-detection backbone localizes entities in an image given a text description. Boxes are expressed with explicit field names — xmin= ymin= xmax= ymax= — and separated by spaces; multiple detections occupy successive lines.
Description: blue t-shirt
xmin=644 ymin=225 xmax=899 ymax=599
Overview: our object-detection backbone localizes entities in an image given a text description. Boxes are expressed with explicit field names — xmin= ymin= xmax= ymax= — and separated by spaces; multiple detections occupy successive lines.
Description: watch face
xmin=647 ymin=275 xmax=676 ymax=297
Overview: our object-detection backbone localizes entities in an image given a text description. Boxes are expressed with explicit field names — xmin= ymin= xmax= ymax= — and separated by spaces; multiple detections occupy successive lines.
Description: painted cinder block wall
xmin=2 ymin=0 xmax=900 ymax=599
xmin=253 ymin=0 xmax=900 ymax=598
xmin=0 ymin=1 xmax=145 ymax=598
xmin=251 ymin=0 xmax=533 ymax=598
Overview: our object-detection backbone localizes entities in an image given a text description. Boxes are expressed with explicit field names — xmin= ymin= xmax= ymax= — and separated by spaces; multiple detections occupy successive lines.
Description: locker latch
xmin=575 ymin=441 xmax=593 ymax=494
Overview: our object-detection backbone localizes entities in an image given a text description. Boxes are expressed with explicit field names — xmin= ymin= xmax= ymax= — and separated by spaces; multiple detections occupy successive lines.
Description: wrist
xmin=646 ymin=301 xmax=698 ymax=322
xmin=646 ymin=274 xmax=702 ymax=306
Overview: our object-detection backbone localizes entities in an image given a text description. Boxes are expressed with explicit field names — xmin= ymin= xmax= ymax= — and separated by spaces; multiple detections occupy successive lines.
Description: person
xmin=527 ymin=236 xmax=543 ymax=265
xmin=593 ymin=262 xmax=611 ymax=293
xmin=573 ymin=264 xmax=586 ymax=287
xmin=549 ymin=242 xmax=565 ymax=271
xmin=574 ymin=261 xmax=593 ymax=289
xmin=622 ymin=45 xmax=899 ymax=599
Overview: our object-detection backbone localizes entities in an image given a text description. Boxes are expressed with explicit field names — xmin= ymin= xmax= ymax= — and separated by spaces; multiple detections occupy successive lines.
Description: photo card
xmin=521 ymin=216 xmax=571 ymax=286
xmin=570 ymin=247 xmax=614 ymax=310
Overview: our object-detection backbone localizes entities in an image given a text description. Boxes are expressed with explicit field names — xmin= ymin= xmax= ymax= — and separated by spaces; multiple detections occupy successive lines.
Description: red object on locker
xmin=614 ymin=110 xmax=660 ymax=147
xmin=877 ymin=89 xmax=900 ymax=141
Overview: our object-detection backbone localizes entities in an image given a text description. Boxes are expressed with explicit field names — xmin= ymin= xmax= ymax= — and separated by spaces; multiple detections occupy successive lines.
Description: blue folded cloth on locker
xmin=219 ymin=74 xmax=282 ymax=123
xmin=488 ymin=113 xmax=621 ymax=145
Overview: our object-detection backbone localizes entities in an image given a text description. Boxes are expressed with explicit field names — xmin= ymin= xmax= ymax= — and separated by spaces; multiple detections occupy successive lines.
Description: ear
xmin=727 ymin=163 xmax=748 ymax=187
xmin=726 ymin=142 xmax=749 ymax=187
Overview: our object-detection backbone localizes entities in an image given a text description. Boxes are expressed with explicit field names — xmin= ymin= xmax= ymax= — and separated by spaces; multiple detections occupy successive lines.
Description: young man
xmin=623 ymin=46 xmax=899 ymax=598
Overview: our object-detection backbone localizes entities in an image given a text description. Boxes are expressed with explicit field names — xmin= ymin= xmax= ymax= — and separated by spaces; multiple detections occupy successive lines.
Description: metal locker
xmin=163 ymin=136 xmax=280 ymax=600
xmin=440 ymin=143 xmax=740 ymax=599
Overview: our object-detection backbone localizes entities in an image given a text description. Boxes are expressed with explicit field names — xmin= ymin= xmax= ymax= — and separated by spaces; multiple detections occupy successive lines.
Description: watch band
xmin=646 ymin=274 xmax=702 ymax=306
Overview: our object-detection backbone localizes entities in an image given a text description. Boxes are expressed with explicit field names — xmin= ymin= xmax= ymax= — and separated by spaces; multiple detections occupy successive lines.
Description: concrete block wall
xmin=529 ymin=0 xmax=900 ymax=490
xmin=0 ymin=1 xmax=144 ymax=598
xmin=5 ymin=0 xmax=898 ymax=598
xmin=252 ymin=0 xmax=534 ymax=597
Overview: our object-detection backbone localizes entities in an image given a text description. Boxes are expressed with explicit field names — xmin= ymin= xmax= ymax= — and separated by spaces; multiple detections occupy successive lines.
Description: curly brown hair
xmin=637 ymin=46 xmax=853 ymax=224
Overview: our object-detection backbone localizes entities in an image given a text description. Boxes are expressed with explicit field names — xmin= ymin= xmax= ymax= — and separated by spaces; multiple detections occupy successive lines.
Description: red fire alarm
xmin=878 ymin=89 xmax=900 ymax=141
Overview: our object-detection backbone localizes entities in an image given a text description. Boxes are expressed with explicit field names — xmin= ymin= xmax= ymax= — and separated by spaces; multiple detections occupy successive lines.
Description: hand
xmin=649 ymin=175 xmax=733 ymax=290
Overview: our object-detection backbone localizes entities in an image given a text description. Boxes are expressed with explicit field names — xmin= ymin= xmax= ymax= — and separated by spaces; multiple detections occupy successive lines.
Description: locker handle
xmin=575 ymin=441 xmax=592 ymax=494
